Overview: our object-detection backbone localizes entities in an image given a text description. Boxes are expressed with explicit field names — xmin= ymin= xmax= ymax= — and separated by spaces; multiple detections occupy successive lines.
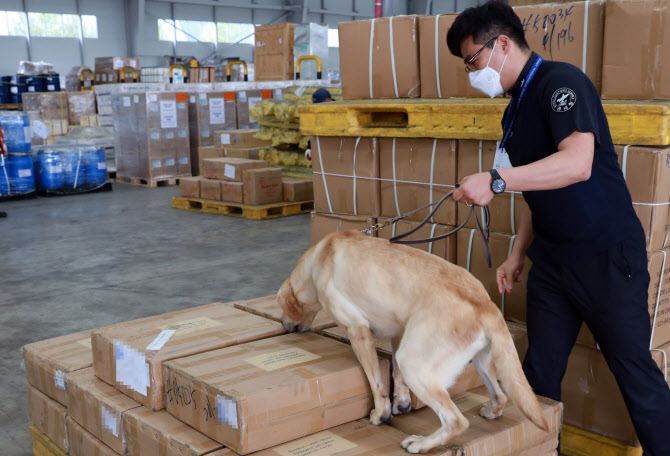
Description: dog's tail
xmin=481 ymin=309 xmax=550 ymax=432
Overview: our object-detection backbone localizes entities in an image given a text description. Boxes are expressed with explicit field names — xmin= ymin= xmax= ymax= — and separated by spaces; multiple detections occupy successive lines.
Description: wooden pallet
xmin=30 ymin=425 xmax=67 ymax=456
xmin=172 ymin=196 xmax=314 ymax=220
xmin=561 ymin=425 xmax=642 ymax=456
xmin=116 ymin=176 xmax=178 ymax=187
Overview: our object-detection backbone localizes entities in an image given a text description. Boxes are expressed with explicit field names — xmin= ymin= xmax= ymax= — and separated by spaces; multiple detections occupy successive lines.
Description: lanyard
xmin=500 ymin=55 xmax=543 ymax=150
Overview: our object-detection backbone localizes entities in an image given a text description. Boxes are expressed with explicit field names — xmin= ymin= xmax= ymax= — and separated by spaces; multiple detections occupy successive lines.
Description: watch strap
xmin=489 ymin=169 xmax=502 ymax=181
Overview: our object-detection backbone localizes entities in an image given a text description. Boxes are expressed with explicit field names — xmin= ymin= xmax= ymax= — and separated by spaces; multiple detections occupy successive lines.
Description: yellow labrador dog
xmin=278 ymin=230 xmax=549 ymax=453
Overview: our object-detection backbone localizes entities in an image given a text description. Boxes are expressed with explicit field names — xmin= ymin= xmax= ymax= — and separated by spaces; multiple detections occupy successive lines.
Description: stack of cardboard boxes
xmin=94 ymin=57 xmax=141 ymax=85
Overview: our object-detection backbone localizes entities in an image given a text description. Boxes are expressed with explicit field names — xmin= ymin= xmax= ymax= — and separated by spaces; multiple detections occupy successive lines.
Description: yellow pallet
xmin=30 ymin=426 xmax=67 ymax=456
xmin=299 ymin=99 xmax=670 ymax=146
xmin=172 ymin=196 xmax=314 ymax=220
xmin=561 ymin=425 xmax=642 ymax=456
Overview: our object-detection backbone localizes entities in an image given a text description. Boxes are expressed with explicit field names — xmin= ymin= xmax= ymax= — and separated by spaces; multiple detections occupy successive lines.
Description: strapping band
xmin=369 ymin=19 xmax=376 ymax=99
xmin=316 ymin=136 xmax=333 ymax=213
xmin=352 ymin=137 xmax=361 ymax=216
xmin=434 ymin=14 xmax=442 ymax=98
xmin=649 ymin=250 xmax=667 ymax=350
xmin=389 ymin=16 xmax=399 ymax=98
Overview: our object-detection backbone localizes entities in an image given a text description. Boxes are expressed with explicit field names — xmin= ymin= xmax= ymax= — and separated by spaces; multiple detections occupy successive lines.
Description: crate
xmin=30 ymin=426 xmax=67 ymax=456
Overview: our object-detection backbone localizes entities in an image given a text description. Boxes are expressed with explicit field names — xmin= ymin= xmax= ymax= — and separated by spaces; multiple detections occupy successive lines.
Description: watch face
xmin=492 ymin=178 xmax=506 ymax=194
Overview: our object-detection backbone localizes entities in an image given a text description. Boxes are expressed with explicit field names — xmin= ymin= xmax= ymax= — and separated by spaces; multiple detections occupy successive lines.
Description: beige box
xmin=224 ymin=147 xmax=264 ymax=160
xmin=79 ymin=114 xmax=99 ymax=127
xmin=162 ymin=332 xmax=391 ymax=454
xmin=201 ymin=178 xmax=223 ymax=201
xmin=236 ymin=90 xmax=273 ymax=129
xmin=217 ymin=129 xmax=271 ymax=149
xmin=233 ymin=295 xmax=337 ymax=333
xmin=67 ymin=418 xmax=120 ymax=456
xmin=198 ymin=146 xmax=224 ymax=174
xmin=242 ymin=167 xmax=283 ymax=205
xmin=26 ymin=382 xmax=69 ymax=453
xmin=22 ymin=92 xmax=69 ymax=121
xmin=221 ymin=180 xmax=244 ymax=203
xmin=310 ymin=212 xmax=377 ymax=246
xmin=339 ymin=16 xmax=421 ymax=100
xmin=190 ymin=67 xmax=215 ymax=83
xmin=179 ymin=176 xmax=202 ymax=198
xmin=376 ymin=219 xmax=457 ymax=263
xmin=91 ymin=303 xmax=285 ymax=410
xmin=255 ymin=23 xmax=295 ymax=81
xmin=65 ymin=367 xmax=141 ymax=454
xmin=201 ymin=157 xmax=268 ymax=181
xmin=94 ymin=57 xmax=140 ymax=71
xmin=22 ymin=329 xmax=93 ymax=406
xmin=282 ymin=177 xmax=313 ymax=202
xmin=67 ymin=92 xmax=97 ymax=125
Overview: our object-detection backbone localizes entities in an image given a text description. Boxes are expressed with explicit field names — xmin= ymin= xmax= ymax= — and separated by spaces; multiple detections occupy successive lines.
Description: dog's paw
xmin=401 ymin=435 xmax=432 ymax=453
xmin=479 ymin=401 xmax=503 ymax=420
xmin=369 ymin=408 xmax=392 ymax=426
xmin=392 ymin=397 xmax=412 ymax=415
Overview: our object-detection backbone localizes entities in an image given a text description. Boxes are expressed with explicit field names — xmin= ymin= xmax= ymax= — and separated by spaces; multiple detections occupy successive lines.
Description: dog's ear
xmin=278 ymin=280 xmax=302 ymax=320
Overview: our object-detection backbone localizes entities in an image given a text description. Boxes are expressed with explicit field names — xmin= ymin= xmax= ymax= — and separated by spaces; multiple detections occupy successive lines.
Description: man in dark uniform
xmin=447 ymin=2 xmax=670 ymax=454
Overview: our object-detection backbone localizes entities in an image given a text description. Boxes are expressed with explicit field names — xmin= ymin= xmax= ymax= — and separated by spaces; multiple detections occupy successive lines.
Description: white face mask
xmin=468 ymin=39 xmax=508 ymax=98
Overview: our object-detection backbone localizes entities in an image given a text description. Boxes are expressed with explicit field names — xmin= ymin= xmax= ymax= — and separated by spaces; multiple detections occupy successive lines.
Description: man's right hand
xmin=496 ymin=254 xmax=525 ymax=294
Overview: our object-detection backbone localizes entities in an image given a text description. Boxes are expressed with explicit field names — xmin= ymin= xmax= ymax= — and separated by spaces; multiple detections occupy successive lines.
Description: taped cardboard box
xmin=221 ymin=180 xmax=244 ymax=203
xmin=339 ymin=16 xmax=421 ymax=100
xmin=312 ymin=136 xmax=381 ymax=217
xmin=190 ymin=67 xmax=215 ymax=83
xmin=124 ymin=408 xmax=223 ymax=456
xmin=65 ymin=367 xmax=141 ymax=454
xmin=233 ymin=295 xmax=337 ymax=333
xmin=22 ymin=329 xmax=93 ymax=406
xmin=91 ymin=303 xmax=285 ymax=410
xmin=162 ymin=332 xmax=391 ymax=454
xmin=457 ymin=229 xmax=532 ymax=323
xmin=282 ymin=177 xmax=313 ymax=202
xmin=22 ymin=92 xmax=69 ymax=121
xmin=67 ymin=418 xmax=119 ymax=456
xmin=94 ymin=57 xmax=140 ymax=71
xmin=380 ymin=138 xmax=457 ymax=226
xmin=180 ymin=176 xmax=202 ymax=198
xmin=236 ymin=89 xmax=272 ymax=129
xmin=376 ymin=219 xmax=457 ymax=263
xmin=242 ymin=167 xmax=283 ymax=205
xmin=67 ymin=92 xmax=97 ymax=125
xmin=601 ymin=0 xmax=670 ymax=99
xmin=201 ymin=178 xmax=223 ymax=201
xmin=217 ymin=129 xmax=270 ymax=149
xmin=255 ymin=23 xmax=295 ymax=81
xmin=310 ymin=212 xmax=377 ymax=246
xmin=202 ymin=157 xmax=269 ymax=181
xmin=26 ymin=382 xmax=69 ymax=453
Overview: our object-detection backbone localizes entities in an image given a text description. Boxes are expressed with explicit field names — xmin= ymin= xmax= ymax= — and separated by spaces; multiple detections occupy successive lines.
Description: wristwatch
xmin=489 ymin=169 xmax=506 ymax=194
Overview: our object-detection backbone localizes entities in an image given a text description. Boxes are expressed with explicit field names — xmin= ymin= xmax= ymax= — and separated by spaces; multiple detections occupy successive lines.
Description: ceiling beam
xmin=149 ymin=0 xmax=301 ymax=11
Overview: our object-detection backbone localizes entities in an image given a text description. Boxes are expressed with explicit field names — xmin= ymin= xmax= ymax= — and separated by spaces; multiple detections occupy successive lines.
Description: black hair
xmin=446 ymin=1 xmax=529 ymax=58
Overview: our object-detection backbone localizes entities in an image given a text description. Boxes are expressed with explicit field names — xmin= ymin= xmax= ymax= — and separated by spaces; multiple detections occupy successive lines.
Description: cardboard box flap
xmin=234 ymin=295 xmax=337 ymax=332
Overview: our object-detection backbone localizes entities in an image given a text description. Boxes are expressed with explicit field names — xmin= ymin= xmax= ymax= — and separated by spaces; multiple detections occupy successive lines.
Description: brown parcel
xmin=92 ymin=303 xmax=285 ymax=410
xmin=380 ymin=138 xmax=457 ymax=226
xmin=221 ymin=180 xmax=244 ymax=204
xmin=236 ymin=90 xmax=272 ymax=129
xmin=65 ymin=367 xmax=141 ymax=454
xmin=254 ymin=23 xmax=295 ymax=81
xmin=67 ymin=418 xmax=119 ymax=456
xmin=201 ymin=179 xmax=223 ymax=201
xmin=22 ymin=329 xmax=93 ymax=406
xmin=282 ymin=177 xmax=313 ymax=202
xmin=242 ymin=168 xmax=283 ymax=205
xmin=201 ymin=157 xmax=268 ymax=181
xmin=339 ymin=16 xmax=421 ymax=100
xmin=162 ymin=332 xmax=391 ymax=454
xmin=233 ymin=294 xmax=337 ymax=333
xmin=223 ymin=147 xmax=264 ymax=160
xmin=457 ymin=228 xmax=532 ymax=323
xmin=602 ymin=0 xmax=670 ymax=99
xmin=310 ymin=212 xmax=377 ymax=246
xmin=22 ymin=92 xmax=69 ymax=121
xmin=124 ymin=408 xmax=223 ymax=456
xmin=217 ymin=129 xmax=271 ymax=149
xmin=67 ymin=92 xmax=97 ymax=125
xmin=457 ymin=140 xmax=525 ymax=234
xmin=376 ymin=219 xmax=457 ymax=263
xmin=180 ymin=176 xmax=202 ymax=198
xmin=26 ymin=382 xmax=69 ymax=453
xmin=198 ymin=146 xmax=224 ymax=173
xmin=312 ymin=136 xmax=381 ymax=217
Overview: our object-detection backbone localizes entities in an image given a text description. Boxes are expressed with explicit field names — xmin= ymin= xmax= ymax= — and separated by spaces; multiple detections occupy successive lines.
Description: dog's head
xmin=277 ymin=279 xmax=319 ymax=333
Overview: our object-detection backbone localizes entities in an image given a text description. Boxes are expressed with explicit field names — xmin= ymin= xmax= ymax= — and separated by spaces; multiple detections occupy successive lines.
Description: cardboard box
xmin=457 ymin=229 xmax=532 ymax=322
xmin=22 ymin=92 xmax=69 ymax=121
xmin=233 ymin=295 xmax=337 ymax=333
xmin=255 ymin=23 xmax=295 ymax=81
xmin=91 ymin=303 xmax=285 ymax=410
xmin=201 ymin=178 xmax=223 ymax=201
xmin=22 ymin=329 xmax=93 ymax=406
xmin=457 ymin=140 xmax=526 ymax=234
xmin=202 ymin=157 xmax=268 ymax=181
xmin=94 ymin=56 xmax=140 ymax=71
xmin=282 ymin=177 xmax=313 ymax=202
xmin=67 ymin=418 xmax=120 ymax=456
xmin=179 ymin=176 xmax=202 ymax=198
xmin=190 ymin=67 xmax=215 ymax=83
xmin=162 ymin=332 xmax=391 ymax=454
xmin=602 ymin=0 xmax=670 ymax=99
xmin=236 ymin=90 xmax=273 ymax=129
xmin=124 ymin=408 xmax=223 ymax=456
xmin=376 ymin=219 xmax=458 ymax=263
xmin=310 ymin=212 xmax=377 ymax=246
xmin=26 ymin=382 xmax=69 ymax=453
xmin=221 ymin=180 xmax=244 ymax=203
xmin=198 ymin=146 xmax=223 ymax=173
xmin=312 ymin=136 xmax=381 ymax=217
xmin=391 ymin=386 xmax=562 ymax=456
xmin=217 ymin=129 xmax=270 ymax=149
xmin=242 ymin=167 xmax=283 ymax=205
xmin=67 ymin=92 xmax=97 ymax=125
xmin=224 ymin=147 xmax=264 ymax=160
xmin=65 ymin=367 xmax=141 ymax=454
xmin=79 ymin=114 xmax=99 ymax=127
xmin=339 ymin=16 xmax=421 ymax=100
xmin=380 ymin=138 xmax=457 ymax=225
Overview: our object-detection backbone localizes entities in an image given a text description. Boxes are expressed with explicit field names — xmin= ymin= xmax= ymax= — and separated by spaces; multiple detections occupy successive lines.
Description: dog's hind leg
xmin=391 ymin=334 xmax=412 ymax=415
xmin=472 ymin=341 xmax=507 ymax=420
xmin=347 ymin=325 xmax=393 ymax=425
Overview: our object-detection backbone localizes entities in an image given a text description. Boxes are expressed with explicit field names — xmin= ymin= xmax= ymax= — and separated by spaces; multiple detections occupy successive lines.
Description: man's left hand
xmin=452 ymin=172 xmax=495 ymax=206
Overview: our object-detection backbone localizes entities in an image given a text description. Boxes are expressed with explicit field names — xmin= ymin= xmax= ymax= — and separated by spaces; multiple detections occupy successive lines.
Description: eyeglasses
xmin=464 ymin=37 xmax=498 ymax=73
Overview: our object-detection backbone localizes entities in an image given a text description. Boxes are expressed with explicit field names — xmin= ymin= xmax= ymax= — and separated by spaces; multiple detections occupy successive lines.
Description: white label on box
xmin=47 ymin=84 xmax=55 ymax=91
xmin=224 ymin=164 xmax=236 ymax=180
xmin=273 ymin=431 xmax=358 ymax=456
xmin=165 ymin=158 xmax=175 ymax=166
xmin=18 ymin=169 xmax=31 ymax=178
xmin=28 ymin=86 xmax=35 ymax=92
xmin=199 ymin=93 xmax=207 ymax=101
xmin=123 ymin=97 xmax=131 ymax=107
xmin=102 ymin=74 xmax=107 ymax=82
xmin=134 ymin=95 xmax=139 ymax=103
xmin=177 ymin=102 xmax=186 ymax=109
xmin=295 ymin=86 xmax=308 ymax=97
xmin=179 ymin=157 xmax=188 ymax=165
xmin=160 ymin=100 xmax=178 ymax=129
xmin=150 ymin=132 xmax=160 ymax=140
xmin=115 ymin=341 xmax=150 ymax=396
xmin=238 ymin=91 xmax=247 ymax=102
xmin=48 ymin=165 xmax=63 ymax=174
xmin=220 ymin=133 xmax=231 ymax=145
xmin=32 ymin=121 xmax=50 ymax=140
xmin=177 ymin=130 xmax=187 ymax=138
xmin=146 ymin=329 xmax=176 ymax=351
xmin=453 ymin=392 xmax=489 ymax=412
xmin=217 ymin=395 xmax=238 ymax=429
xmin=273 ymin=89 xmax=282 ymax=99
xmin=165 ymin=131 xmax=175 ymax=139
xmin=130 ymin=60 xmax=138 ymax=69
xmin=190 ymin=95 xmax=196 ymax=104
xmin=54 ymin=370 xmax=66 ymax=390
xmin=244 ymin=348 xmax=321 ymax=372
xmin=161 ymin=317 xmax=223 ymax=335
xmin=97 ymin=162 xmax=107 ymax=170
xmin=201 ymin=130 xmax=210 ymax=138
xmin=148 ymin=94 xmax=158 ymax=102
xmin=24 ymin=126 xmax=31 ymax=143
xmin=152 ymin=160 xmax=161 ymax=169
xmin=209 ymin=98 xmax=226 ymax=125
xmin=101 ymin=406 xmax=120 ymax=438
xmin=149 ymin=104 xmax=158 ymax=112
xmin=248 ymin=97 xmax=262 ymax=109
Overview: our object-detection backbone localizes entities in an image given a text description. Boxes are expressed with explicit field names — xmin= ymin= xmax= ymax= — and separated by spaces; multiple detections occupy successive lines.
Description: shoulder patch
xmin=551 ymin=87 xmax=577 ymax=113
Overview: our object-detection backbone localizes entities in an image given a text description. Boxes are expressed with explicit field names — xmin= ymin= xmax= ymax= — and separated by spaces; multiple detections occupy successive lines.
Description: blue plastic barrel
xmin=61 ymin=149 xmax=86 ymax=188
xmin=8 ymin=153 xmax=35 ymax=193
xmin=0 ymin=155 xmax=9 ymax=195
xmin=84 ymin=148 xmax=107 ymax=185
xmin=0 ymin=111 xmax=31 ymax=152
xmin=37 ymin=148 xmax=64 ymax=189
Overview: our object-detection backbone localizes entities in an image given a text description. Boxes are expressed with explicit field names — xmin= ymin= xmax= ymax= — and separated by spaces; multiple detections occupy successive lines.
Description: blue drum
xmin=0 ymin=155 xmax=9 ymax=195
xmin=84 ymin=148 xmax=107 ymax=185
xmin=8 ymin=153 xmax=35 ymax=193
xmin=61 ymin=148 xmax=86 ymax=188
xmin=0 ymin=111 xmax=31 ymax=152
xmin=36 ymin=148 xmax=64 ymax=189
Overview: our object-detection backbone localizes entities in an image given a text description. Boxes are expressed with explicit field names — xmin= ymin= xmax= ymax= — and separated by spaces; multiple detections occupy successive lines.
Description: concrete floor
xmin=0 ymin=183 xmax=311 ymax=455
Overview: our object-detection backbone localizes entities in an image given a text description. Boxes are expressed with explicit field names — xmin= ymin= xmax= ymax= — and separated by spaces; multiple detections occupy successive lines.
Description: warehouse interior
xmin=1 ymin=0 xmax=669 ymax=455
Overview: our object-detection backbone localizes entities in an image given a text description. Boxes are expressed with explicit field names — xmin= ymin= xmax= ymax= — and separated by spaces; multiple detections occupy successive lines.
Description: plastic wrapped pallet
xmin=65 ymin=66 xmax=93 ymax=92
xmin=34 ymin=145 xmax=108 ymax=195
xmin=56 ymin=126 xmax=116 ymax=174
xmin=67 ymin=92 xmax=97 ymax=125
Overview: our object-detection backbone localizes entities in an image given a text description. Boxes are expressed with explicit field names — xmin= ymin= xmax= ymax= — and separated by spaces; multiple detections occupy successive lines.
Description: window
xmin=27 ymin=12 xmax=97 ymax=39
xmin=158 ymin=19 xmax=174 ymax=41
xmin=157 ymin=19 xmax=216 ymax=42
xmin=0 ymin=11 xmax=28 ymax=36
xmin=328 ymin=28 xmax=339 ymax=47
xmin=217 ymin=22 xmax=254 ymax=45
xmin=81 ymin=15 xmax=97 ymax=39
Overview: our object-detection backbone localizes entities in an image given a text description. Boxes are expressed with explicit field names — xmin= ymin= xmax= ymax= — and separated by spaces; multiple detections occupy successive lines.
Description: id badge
xmin=493 ymin=141 xmax=513 ymax=170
